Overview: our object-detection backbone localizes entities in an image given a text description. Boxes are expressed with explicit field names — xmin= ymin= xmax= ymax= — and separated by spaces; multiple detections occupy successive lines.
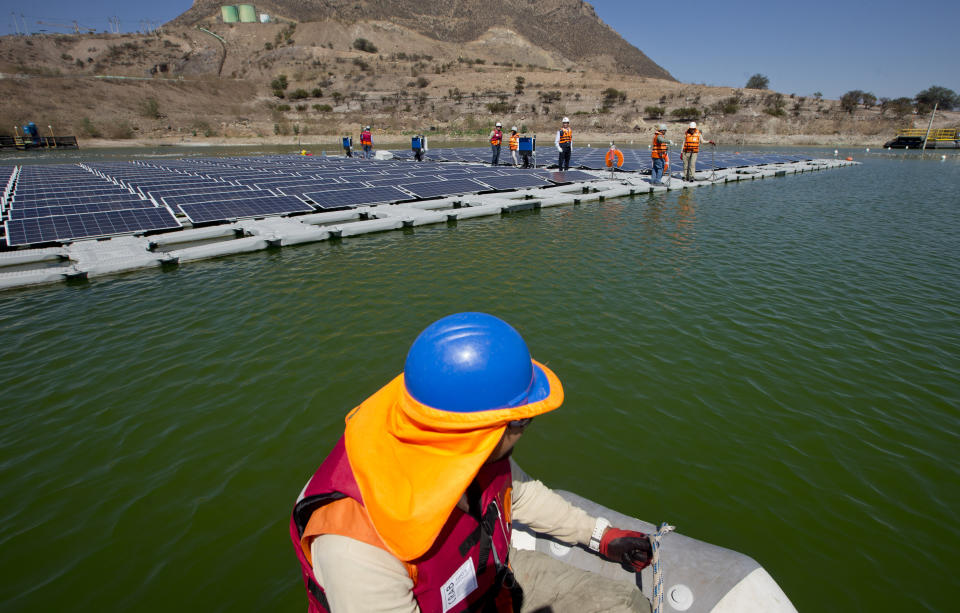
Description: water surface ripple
xmin=1 ymin=155 xmax=958 ymax=612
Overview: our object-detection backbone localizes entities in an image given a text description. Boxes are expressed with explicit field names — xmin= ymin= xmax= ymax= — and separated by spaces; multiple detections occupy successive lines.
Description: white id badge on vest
xmin=441 ymin=558 xmax=479 ymax=613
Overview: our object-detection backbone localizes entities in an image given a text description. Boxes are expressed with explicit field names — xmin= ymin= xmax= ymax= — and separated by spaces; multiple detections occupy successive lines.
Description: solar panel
xmin=397 ymin=179 xmax=486 ymax=199
xmin=4 ymin=208 xmax=182 ymax=246
xmin=178 ymin=196 xmax=314 ymax=224
xmin=303 ymin=186 xmax=412 ymax=209
xmin=542 ymin=170 xmax=598 ymax=183
xmin=9 ymin=200 xmax=159 ymax=219
xmin=145 ymin=186 xmax=253 ymax=201
xmin=162 ymin=190 xmax=270 ymax=210
xmin=472 ymin=175 xmax=552 ymax=190
xmin=11 ymin=191 xmax=140 ymax=206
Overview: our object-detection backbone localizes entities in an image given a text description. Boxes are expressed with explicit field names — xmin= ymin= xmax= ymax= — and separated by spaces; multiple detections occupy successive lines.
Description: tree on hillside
xmin=353 ymin=38 xmax=378 ymax=53
xmin=861 ymin=92 xmax=877 ymax=109
xmin=915 ymin=85 xmax=958 ymax=111
xmin=840 ymin=90 xmax=864 ymax=113
xmin=745 ymin=74 xmax=769 ymax=89
xmin=515 ymin=76 xmax=525 ymax=96
xmin=884 ymin=97 xmax=914 ymax=119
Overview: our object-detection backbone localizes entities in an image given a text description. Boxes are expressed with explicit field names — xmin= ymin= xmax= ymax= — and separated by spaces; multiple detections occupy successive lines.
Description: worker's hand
xmin=667 ymin=140 xmax=675 ymax=146
xmin=599 ymin=528 xmax=652 ymax=572
xmin=557 ymin=146 xmax=562 ymax=152
xmin=709 ymin=140 xmax=716 ymax=145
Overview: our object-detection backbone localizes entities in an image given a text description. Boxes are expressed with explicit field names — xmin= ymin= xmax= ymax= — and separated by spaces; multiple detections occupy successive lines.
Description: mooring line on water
xmin=651 ymin=522 xmax=675 ymax=613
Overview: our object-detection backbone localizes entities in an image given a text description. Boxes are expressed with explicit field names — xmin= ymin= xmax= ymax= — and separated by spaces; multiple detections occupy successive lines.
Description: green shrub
xmin=416 ymin=76 xmax=429 ymax=88
xmin=289 ymin=88 xmax=310 ymax=100
xmin=270 ymin=74 xmax=288 ymax=91
xmin=669 ymin=107 xmax=701 ymax=120
xmin=745 ymin=73 xmax=769 ymax=89
xmin=311 ymin=88 xmax=323 ymax=98
xmin=140 ymin=97 xmax=161 ymax=119
xmin=538 ymin=90 xmax=562 ymax=104
xmin=295 ymin=104 xmax=307 ymax=111
xmin=276 ymin=104 xmax=291 ymax=112
xmin=80 ymin=117 xmax=101 ymax=138
xmin=602 ymin=87 xmax=627 ymax=107
xmin=643 ymin=105 xmax=665 ymax=119
xmin=352 ymin=38 xmax=377 ymax=53
xmin=486 ymin=101 xmax=514 ymax=113
xmin=313 ymin=104 xmax=333 ymax=112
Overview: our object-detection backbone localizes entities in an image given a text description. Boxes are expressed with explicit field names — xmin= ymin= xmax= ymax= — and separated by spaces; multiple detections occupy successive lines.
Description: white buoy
xmin=833 ymin=149 xmax=838 ymax=156
xmin=942 ymin=155 xmax=947 ymax=161
xmin=587 ymin=144 xmax=591 ymax=148
xmin=866 ymin=148 xmax=870 ymax=153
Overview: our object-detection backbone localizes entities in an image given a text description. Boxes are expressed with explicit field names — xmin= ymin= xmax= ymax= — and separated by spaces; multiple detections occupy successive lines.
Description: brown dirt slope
xmin=171 ymin=0 xmax=674 ymax=80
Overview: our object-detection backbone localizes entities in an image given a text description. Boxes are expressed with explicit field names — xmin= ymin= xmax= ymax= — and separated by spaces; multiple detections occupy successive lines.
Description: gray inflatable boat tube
xmin=510 ymin=490 xmax=798 ymax=613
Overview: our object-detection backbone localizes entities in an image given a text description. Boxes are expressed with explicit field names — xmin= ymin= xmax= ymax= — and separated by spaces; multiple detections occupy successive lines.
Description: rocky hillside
xmin=1 ymin=4 xmax=954 ymax=147
xmin=172 ymin=0 xmax=673 ymax=79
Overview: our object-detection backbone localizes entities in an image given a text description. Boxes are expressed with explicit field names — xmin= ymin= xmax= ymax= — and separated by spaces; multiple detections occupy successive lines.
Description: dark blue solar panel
xmin=302 ymin=186 xmax=412 ymax=209
xmin=472 ymin=175 xmax=553 ymax=190
xmin=4 ymin=208 xmax=181 ymax=246
xmin=178 ymin=196 xmax=314 ymax=224
xmin=541 ymin=170 xmax=598 ymax=183
xmin=12 ymin=191 xmax=139 ymax=206
xmin=397 ymin=179 xmax=486 ymax=199
xmin=162 ymin=190 xmax=270 ymax=211
xmin=146 ymin=186 xmax=253 ymax=201
xmin=9 ymin=199 xmax=158 ymax=219
xmin=275 ymin=182 xmax=366 ymax=197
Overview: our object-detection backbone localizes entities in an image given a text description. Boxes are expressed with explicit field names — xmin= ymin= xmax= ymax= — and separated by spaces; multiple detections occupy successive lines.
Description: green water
xmin=1 ymin=153 xmax=958 ymax=612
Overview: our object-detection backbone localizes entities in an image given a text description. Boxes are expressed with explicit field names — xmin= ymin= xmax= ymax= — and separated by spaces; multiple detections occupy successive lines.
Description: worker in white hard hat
xmin=489 ymin=122 xmax=504 ymax=165
xmin=555 ymin=117 xmax=573 ymax=171
xmin=509 ymin=126 xmax=521 ymax=167
xmin=681 ymin=122 xmax=716 ymax=182
xmin=650 ymin=124 xmax=673 ymax=185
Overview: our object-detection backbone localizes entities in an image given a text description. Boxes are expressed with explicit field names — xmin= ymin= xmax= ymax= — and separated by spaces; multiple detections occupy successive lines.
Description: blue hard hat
xmin=404 ymin=312 xmax=552 ymax=413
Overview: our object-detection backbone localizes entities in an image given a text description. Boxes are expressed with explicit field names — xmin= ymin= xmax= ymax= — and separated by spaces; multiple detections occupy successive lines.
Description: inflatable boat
xmin=511 ymin=490 xmax=798 ymax=613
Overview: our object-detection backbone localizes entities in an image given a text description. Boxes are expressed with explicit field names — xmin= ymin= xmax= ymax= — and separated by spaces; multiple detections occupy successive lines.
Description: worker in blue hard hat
xmin=291 ymin=312 xmax=653 ymax=613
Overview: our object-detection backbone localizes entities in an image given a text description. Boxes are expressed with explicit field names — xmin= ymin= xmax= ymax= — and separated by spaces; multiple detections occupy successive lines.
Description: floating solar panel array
xmin=389 ymin=146 xmax=812 ymax=173
xmin=2 ymin=164 xmax=181 ymax=247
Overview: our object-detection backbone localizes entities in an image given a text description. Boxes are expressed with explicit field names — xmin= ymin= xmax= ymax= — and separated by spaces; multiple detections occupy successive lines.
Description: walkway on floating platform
xmin=0 ymin=157 xmax=856 ymax=291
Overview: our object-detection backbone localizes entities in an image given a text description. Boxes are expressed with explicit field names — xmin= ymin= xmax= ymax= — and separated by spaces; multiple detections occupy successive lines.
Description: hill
xmin=0 ymin=2 xmax=954 ymax=148
xmin=171 ymin=0 xmax=674 ymax=80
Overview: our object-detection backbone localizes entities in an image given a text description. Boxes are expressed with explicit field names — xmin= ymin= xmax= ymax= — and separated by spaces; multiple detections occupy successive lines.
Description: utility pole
xmin=920 ymin=102 xmax=938 ymax=157
xmin=11 ymin=12 xmax=20 ymax=35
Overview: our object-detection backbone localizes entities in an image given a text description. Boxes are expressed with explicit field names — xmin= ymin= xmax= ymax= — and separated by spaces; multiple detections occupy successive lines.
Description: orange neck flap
xmin=343 ymin=361 xmax=563 ymax=561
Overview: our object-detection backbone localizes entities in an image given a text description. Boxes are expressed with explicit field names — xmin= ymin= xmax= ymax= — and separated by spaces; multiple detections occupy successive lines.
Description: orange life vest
xmin=509 ymin=134 xmax=519 ymax=150
xmin=651 ymin=134 xmax=668 ymax=159
xmin=683 ymin=129 xmax=701 ymax=153
xmin=558 ymin=127 xmax=572 ymax=145
xmin=490 ymin=129 xmax=502 ymax=146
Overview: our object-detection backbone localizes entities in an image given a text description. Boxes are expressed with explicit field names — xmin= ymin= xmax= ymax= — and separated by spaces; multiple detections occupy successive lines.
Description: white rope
xmin=650 ymin=522 xmax=675 ymax=613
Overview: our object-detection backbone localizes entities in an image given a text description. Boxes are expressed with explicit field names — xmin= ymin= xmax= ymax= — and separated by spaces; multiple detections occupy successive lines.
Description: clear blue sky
xmin=2 ymin=0 xmax=957 ymax=100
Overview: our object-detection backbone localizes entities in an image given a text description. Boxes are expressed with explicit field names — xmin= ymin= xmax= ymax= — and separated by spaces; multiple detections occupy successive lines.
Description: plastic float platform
xmin=0 ymin=157 xmax=857 ymax=292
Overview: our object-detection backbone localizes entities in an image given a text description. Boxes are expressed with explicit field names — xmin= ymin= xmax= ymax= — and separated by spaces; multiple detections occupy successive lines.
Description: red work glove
xmin=709 ymin=140 xmax=716 ymax=145
xmin=599 ymin=528 xmax=652 ymax=572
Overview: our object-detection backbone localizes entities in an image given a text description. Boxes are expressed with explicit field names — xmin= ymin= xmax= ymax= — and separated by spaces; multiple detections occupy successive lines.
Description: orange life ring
xmin=605 ymin=149 xmax=624 ymax=168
